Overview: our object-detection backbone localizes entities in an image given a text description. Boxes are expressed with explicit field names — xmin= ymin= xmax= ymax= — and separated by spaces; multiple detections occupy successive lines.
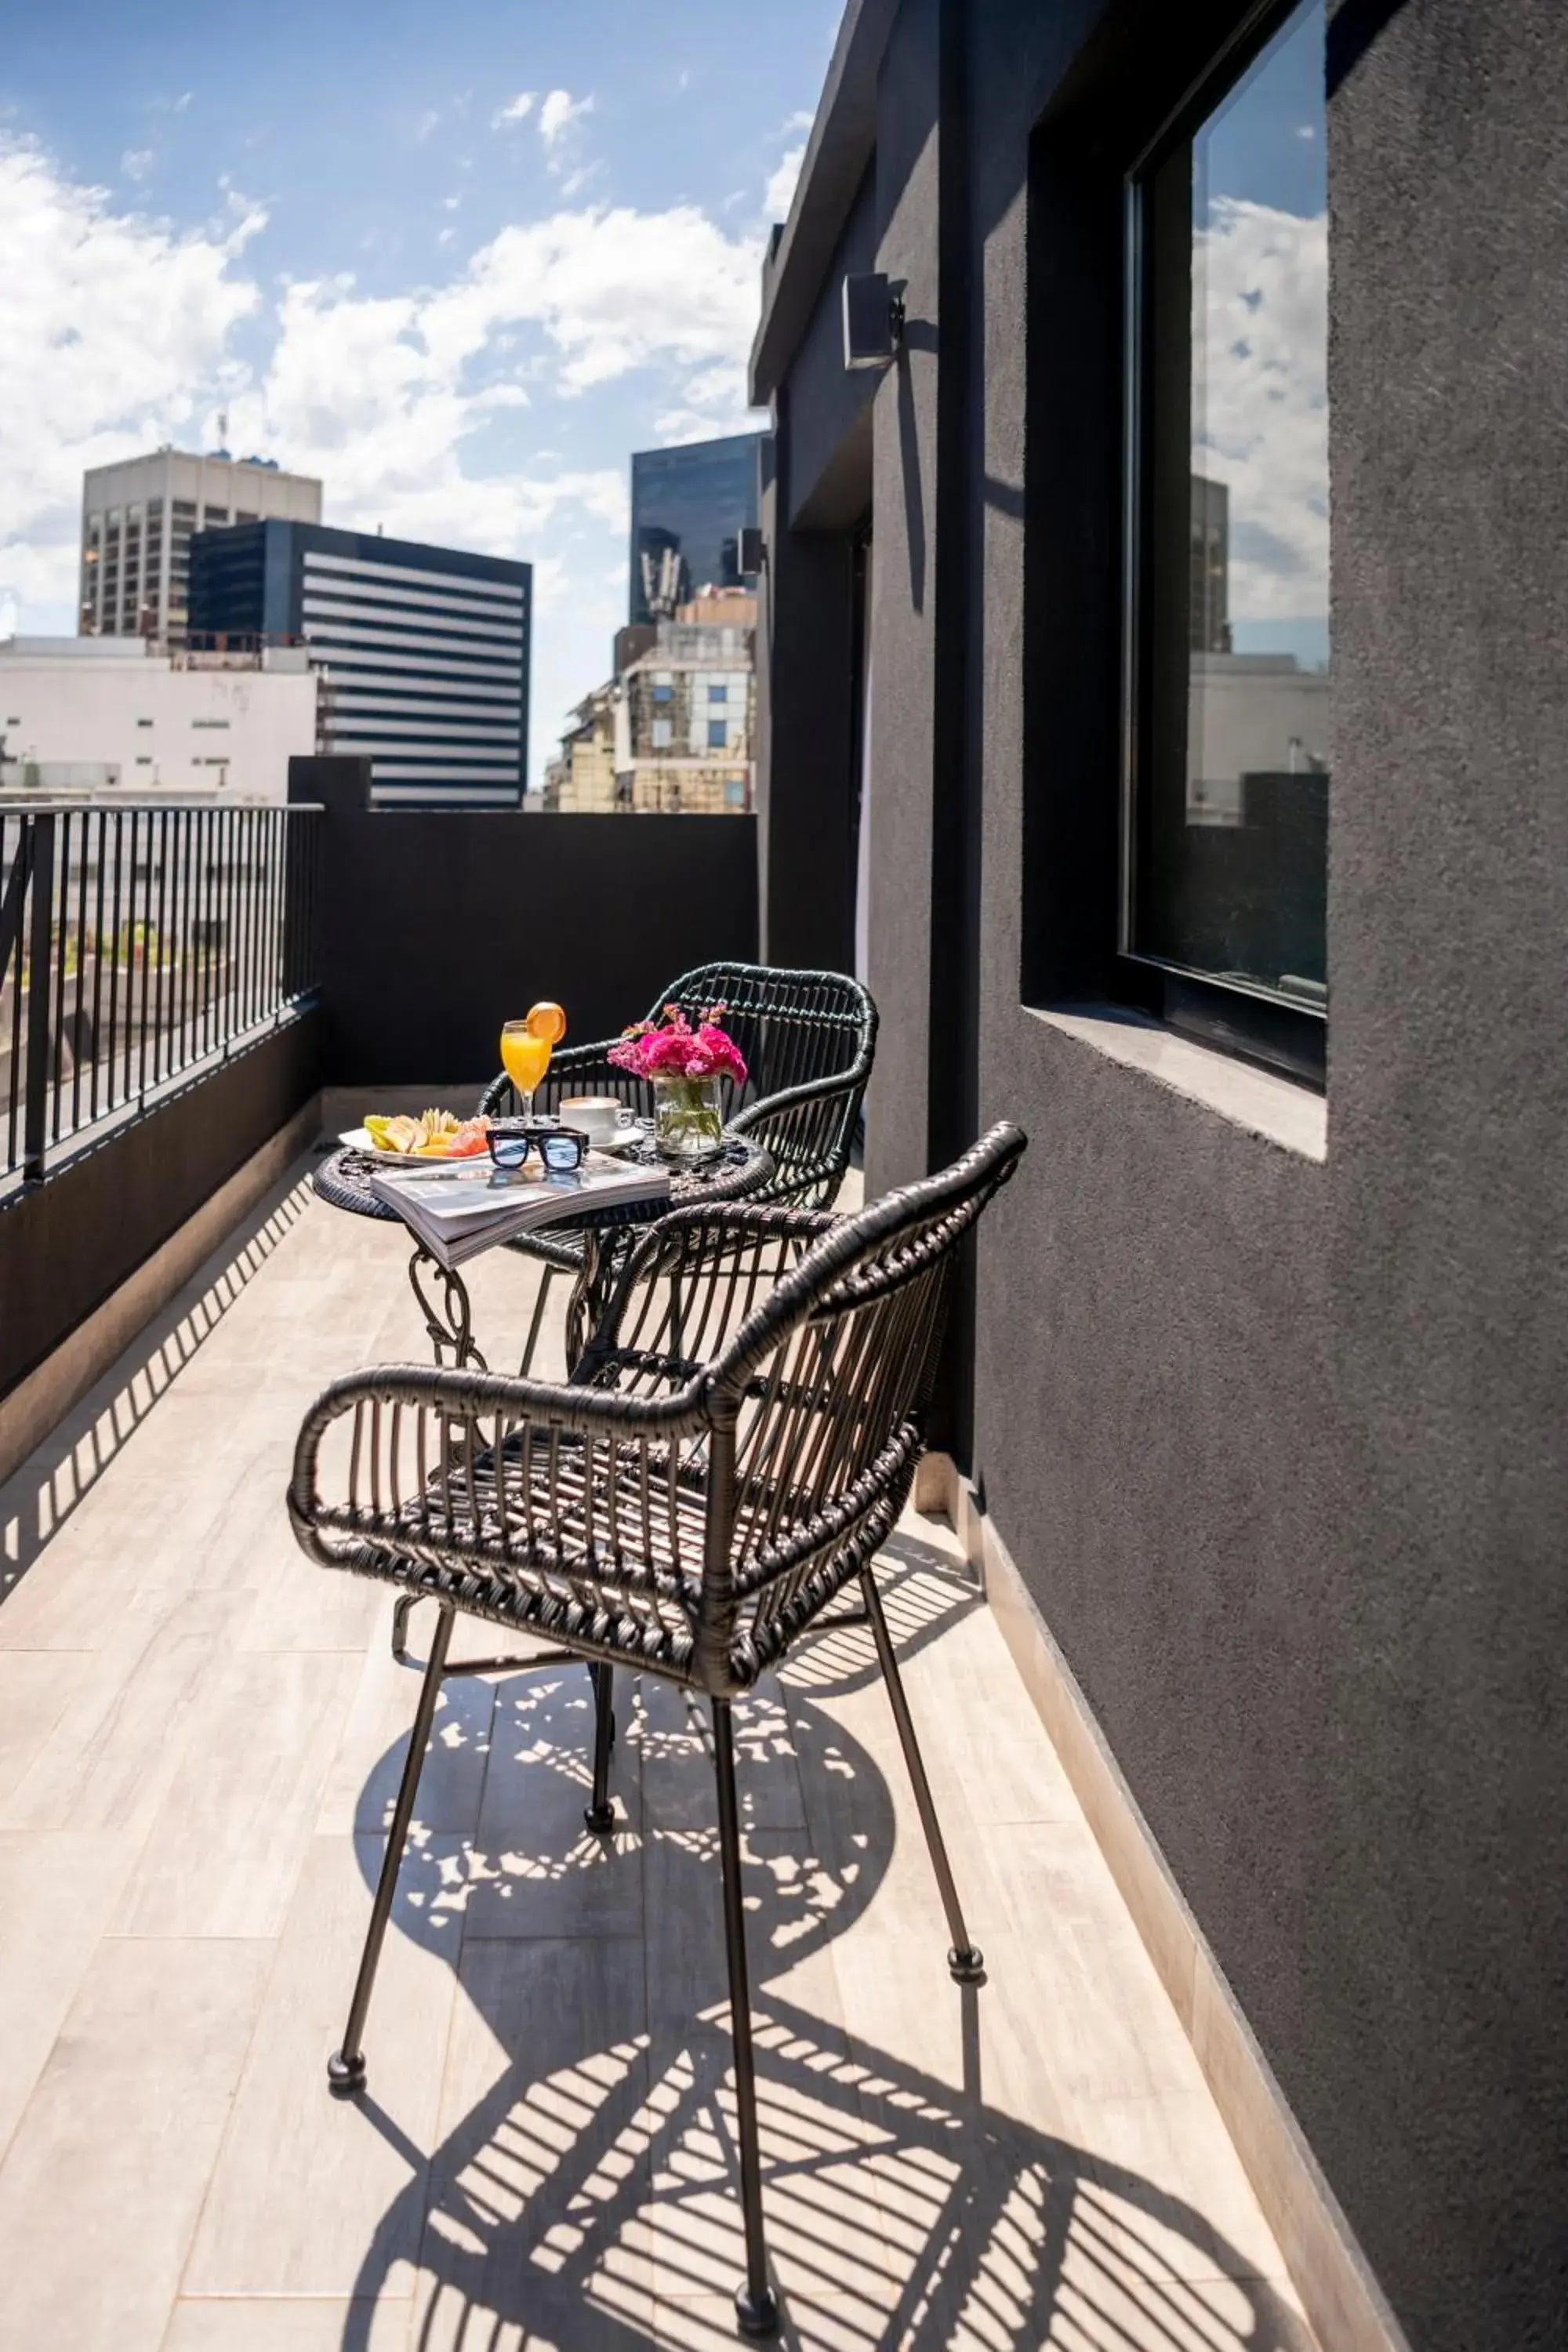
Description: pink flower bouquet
xmin=609 ymin=1004 xmax=746 ymax=1158
xmin=608 ymin=1004 xmax=748 ymax=1087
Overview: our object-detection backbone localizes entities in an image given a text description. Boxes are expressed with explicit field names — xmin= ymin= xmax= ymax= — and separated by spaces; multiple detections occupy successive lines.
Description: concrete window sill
xmin=1029 ymin=1004 xmax=1327 ymax=1163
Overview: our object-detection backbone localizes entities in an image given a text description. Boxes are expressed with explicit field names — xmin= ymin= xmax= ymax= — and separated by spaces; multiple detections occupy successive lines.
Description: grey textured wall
xmin=765 ymin=0 xmax=1568 ymax=2344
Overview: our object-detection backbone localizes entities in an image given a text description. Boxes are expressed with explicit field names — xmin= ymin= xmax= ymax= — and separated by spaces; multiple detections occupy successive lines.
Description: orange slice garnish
xmin=525 ymin=1000 xmax=567 ymax=1044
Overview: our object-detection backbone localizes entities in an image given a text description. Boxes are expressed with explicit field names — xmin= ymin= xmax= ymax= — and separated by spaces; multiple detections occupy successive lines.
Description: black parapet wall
xmin=290 ymin=758 xmax=760 ymax=1084
xmin=0 ymin=1014 xmax=318 ymax=1403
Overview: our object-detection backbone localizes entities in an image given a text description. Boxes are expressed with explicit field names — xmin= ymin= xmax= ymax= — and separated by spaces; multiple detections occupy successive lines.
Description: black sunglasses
xmin=487 ymin=1122 xmax=589 ymax=1173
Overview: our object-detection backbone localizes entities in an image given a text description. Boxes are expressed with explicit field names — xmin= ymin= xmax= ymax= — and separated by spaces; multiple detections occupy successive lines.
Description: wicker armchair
xmin=288 ymin=1120 xmax=1025 ymax=2337
xmin=477 ymin=961 xmax=878 ymax=1375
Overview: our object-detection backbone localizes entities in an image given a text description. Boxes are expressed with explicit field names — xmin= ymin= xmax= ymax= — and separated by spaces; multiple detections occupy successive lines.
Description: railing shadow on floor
xmin=0 ymin=1166 xmax=314 ymax=1599
xmin=332 ymin=1566 xmax=1312 ymax=2352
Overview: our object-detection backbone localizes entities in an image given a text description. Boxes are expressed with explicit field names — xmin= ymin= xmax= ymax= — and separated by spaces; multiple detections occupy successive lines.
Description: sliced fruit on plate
xmin=364 ymin=1109 xmax=492 ymax=1157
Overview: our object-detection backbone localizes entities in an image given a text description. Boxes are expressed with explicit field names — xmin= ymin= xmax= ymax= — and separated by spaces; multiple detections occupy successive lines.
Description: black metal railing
xmin=0 ymin=802 xmax=321 ymax=1183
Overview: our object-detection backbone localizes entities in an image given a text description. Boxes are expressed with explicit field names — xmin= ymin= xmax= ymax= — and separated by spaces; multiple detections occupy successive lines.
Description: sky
xmin=1191 ymin=0 xmax=1329 ymax=670
xmin=0 ymin=0 xmax=837 ymax=782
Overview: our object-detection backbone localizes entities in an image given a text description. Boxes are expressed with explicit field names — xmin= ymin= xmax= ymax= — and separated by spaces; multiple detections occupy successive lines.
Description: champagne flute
xmin=500 ymin=1018 xmax=553 ymax=1122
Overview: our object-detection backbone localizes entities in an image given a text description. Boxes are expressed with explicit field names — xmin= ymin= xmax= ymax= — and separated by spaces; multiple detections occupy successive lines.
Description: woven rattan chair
xmin=288 ymin=1120 xmax=1025 ymax=2336
xmin=477 ymin=961 xmax=878 ymax=1376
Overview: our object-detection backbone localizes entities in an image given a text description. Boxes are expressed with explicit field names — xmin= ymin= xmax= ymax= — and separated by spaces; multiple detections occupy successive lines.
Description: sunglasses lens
xmin=491 ymin=1137 xmax=530 ymax=1168
xmin=539 ymin=1134 xmax=584 ymax=1171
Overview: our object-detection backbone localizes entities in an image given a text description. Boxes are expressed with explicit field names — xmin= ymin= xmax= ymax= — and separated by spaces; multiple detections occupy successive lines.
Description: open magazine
xmin=368 ymin=1152 xmax=671 ymax=1270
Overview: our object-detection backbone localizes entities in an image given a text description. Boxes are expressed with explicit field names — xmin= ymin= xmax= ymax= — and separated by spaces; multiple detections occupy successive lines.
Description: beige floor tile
xmin=184 ymin=1833 xmax=464 ymax=2297
xmin=0 ymin=1650 xmax=94 ymax=1802
xmin=113 ymin=1648 xmax=363 ymax=1937
xmin=237 ymin=1549 xmax=387 ymax=1651
xmin=466 ymin=1670 xmax=644 ymax=1937
xmin=0 ymin=1829 xmax=143 ymax=2161
xmin=650 ymin=2291 xmax=880 ymax=2350
xmin=163 ymin=2299 xmax=412 ymax=2351
xmin=0 ymin=1488 xmax=172 ymax=1649
xmin=413 ymin=1936 xmax=653 ymax=2329
xmin=0 ymin=1591 xmax=252 ymax=1833
xmin=0 ymin=1936 xmax=273 ymax=2352
xmin=317 ymin=1648 xmax=496 ymax=1838
xmin=630 ymin=2027 xmax=900 ymax=2318
xmin=640 ymin=1673 xmax=806 ymax=1835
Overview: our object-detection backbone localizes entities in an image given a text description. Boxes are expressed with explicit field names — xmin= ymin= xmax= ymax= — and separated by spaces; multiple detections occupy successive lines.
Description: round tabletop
xmin=313 ymin=1133 xmax=775 ymax=1240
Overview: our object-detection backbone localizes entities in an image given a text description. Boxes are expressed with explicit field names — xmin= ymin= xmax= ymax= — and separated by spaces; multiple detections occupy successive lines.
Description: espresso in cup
xmin=557 ymin=1095 xmax=635 ymax=1149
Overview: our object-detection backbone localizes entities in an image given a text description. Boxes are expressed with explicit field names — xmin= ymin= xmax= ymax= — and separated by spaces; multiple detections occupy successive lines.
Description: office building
xmin=629 ymin=434 xmax=764 ymax=625
xmin=614 ymin=594 xmax=756 ymax=813
xmin=79 ymin=449 xmax=321 ymax=646
xmin=0 ymin=635 xmax=318 ymax=800
xmin=1189 ymin=474 xmax=1232 ymax=655
xmin=188 ymin=522 xmax=531 ymax=809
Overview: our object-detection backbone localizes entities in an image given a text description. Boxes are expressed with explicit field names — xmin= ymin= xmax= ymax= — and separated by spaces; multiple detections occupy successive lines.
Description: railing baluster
xmin=24 ymin=812 xmax=55 ymax=1181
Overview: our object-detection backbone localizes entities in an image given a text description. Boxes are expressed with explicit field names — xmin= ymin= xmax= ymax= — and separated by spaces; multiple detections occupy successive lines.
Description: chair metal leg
xmin=713 ymin=1697 xmax=780 ymax=2339
xmin=328 ymin=1600 xmax=455 ymax=2095
xmin=860 ymin=1565 xmax=985 ymax=1984
xmin=390 ymin=1592 xmax=417 ymax=1661
xmin=520 ymin=1265 xmax=554 ymax=1377
xmin=584 ymin=1662 xmax=616 ymax=1833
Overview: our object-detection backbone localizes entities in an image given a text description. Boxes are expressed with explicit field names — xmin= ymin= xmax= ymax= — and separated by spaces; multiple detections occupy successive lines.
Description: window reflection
xmin=1131 ymin=0 xmax=1328 ymax=1011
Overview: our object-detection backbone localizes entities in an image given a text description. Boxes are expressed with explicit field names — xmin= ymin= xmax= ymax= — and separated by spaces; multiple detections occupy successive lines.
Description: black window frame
xmin=1116 ymin=0 xmax=1327 ymax=1090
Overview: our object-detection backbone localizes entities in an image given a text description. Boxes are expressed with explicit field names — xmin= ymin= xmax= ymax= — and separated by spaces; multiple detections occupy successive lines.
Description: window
xmin=708 ymin=683 xmax=728 ymax=704
xmin=651 ymin=718 xmax=673 ymax=750
xmin=707 ymin=720 xmax=728 ymax=750
xmin=1124 ymin=0 xmax=1327 ymax=1078
xmin=652 ymin=682 xmax=673 ymax=705
xmin=724 ymin=779 xmax=746 ymax=808
xmin=136 ymin=717 xmax=154 ymax=729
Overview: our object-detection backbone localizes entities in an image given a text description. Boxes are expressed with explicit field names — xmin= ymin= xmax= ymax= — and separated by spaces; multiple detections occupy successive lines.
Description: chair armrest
xmin=727 ymin=1066 xmax=868 ymax=1209
xmin=289 ymin=1356 xmax=712 ymax=1568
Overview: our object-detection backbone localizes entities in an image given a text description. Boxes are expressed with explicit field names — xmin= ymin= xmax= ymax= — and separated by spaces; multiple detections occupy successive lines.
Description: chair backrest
xmin=699 ymin=1122 xmax=1026 ymax=1679
xmin=659 ymin=960 xmax=877 ymax=1210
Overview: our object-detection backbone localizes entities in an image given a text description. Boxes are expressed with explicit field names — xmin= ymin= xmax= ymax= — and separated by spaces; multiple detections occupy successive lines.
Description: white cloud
xmin=492 ymin=90 xmax=535 ymax=128
xmin=0 ymin=135 xmax=771 ymax=774
xmin=1192 ymin=198 xmax=1327 ymax=621
xmin=121 ymin=148 xmax=155 ymax=183
xmin=764 ymin=143 xmax=804 ymax=224
xmin=539 ymin=89 xmax=593 ymax=147
xmin=0 ymin=136 xmax=261 ymax=617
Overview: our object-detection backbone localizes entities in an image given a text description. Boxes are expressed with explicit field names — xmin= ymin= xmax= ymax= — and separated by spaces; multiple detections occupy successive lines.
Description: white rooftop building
xmin=0 ymin=637 xmax=319 ymax=803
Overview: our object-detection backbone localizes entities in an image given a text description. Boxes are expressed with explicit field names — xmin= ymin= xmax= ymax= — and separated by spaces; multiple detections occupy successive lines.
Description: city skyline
xmin=0 ymin=0 xmax=837 ymax=785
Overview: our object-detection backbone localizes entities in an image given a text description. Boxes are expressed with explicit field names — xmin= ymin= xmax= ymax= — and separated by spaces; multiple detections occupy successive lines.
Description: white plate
xmin=339 ymin=1125 xmax=488 ymax=1165
xmin=339 ymin=1123 xmax=652 ymax=1165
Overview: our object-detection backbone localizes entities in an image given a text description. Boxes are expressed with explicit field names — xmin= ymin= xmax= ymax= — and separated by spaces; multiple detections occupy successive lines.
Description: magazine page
xmin=368 ymin=1152 xmax=670 ymax=1269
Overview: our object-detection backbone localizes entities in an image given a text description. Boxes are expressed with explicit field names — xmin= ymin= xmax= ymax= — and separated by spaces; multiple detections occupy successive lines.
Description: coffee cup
xmin=557 ymin=1095 xmax=637 ymax=1149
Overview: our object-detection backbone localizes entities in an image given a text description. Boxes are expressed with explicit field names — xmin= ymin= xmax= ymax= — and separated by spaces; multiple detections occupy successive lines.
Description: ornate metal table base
xmin=406 ymin=1246 xmax=488 ymax=1373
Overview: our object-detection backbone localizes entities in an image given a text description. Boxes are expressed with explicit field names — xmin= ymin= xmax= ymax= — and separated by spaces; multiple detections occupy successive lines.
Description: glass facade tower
xmin=628 ymin=434 xmax=764 ymax=626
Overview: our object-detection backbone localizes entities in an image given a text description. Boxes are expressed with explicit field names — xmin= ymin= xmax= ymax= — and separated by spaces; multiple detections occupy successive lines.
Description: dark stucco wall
xmin=763 ymin=0 xmax=1568 ymax=2345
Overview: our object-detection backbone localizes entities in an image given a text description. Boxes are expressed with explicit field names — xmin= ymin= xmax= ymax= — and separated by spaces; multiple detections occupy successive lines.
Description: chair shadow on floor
xmin=336 ymin=1553 xmax=1312 ymax=2352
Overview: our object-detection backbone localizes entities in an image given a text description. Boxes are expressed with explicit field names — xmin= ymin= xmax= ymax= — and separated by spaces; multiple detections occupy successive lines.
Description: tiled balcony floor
xmin=0 ymin=1156 xmax=1316 ymax=2352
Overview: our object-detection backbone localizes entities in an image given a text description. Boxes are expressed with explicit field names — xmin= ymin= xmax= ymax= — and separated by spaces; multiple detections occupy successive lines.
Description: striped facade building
xmin=188 ymin=522 xmax=530 ymax=809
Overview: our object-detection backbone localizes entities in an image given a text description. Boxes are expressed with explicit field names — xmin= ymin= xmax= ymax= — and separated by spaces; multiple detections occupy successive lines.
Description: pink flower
xmin=605 ymin=1004 xmax=747 ymax=1087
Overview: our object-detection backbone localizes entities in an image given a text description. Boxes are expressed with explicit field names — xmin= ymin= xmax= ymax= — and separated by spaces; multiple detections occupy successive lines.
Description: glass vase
xmin=652 ymin=1073 xmax=724 ymax=1162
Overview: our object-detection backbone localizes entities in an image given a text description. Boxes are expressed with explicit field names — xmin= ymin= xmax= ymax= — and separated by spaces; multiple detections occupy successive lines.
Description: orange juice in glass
xmin=500 ymin=1002 xmax=566 ymax=1120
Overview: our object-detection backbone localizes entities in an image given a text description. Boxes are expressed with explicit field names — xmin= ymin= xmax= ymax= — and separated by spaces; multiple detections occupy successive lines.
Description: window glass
xmin=1129 ymin=0 xmax=1327 ymax=1012
xmin=707 ymin=720 xmax=728 ymax=750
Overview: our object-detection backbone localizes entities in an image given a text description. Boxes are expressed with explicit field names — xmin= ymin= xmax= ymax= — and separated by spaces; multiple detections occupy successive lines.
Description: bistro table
xmin=314 ymin=1129 xmax=775 ymax=1667
xmin=313 ymin=1130 xmax=775 ymax=1376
